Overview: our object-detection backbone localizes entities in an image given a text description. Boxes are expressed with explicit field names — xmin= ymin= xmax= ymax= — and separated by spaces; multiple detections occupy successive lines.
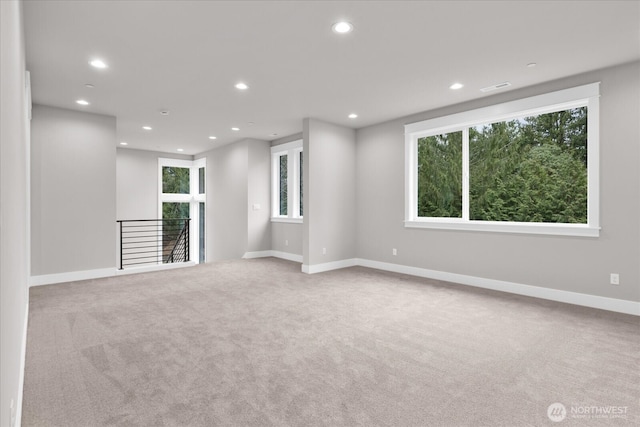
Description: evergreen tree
xmin=417 ymin=107 xmax=588 ymax=223
xmin=417 ymin=131 xmax=462 ymax=217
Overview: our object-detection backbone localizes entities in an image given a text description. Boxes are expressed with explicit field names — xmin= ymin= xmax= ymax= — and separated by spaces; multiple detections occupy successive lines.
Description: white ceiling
xmin=24 ymin=0 xmax=640 ymax=155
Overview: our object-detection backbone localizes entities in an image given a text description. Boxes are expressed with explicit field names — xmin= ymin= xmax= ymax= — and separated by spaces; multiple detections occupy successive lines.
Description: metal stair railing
xmin=165 ymin=220 xmax=189 ymax=264
xmin=117 ymin=218 xmax=190 ymax=270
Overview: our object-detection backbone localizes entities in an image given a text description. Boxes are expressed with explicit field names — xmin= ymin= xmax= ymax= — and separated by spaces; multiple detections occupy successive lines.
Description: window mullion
xmin=407 ymin=136 xmax=417 ymax=221
xmin=413 ymin=137 xmax=418 ymax=220
xmin=189 ymin=165 xmax=197 ymax=263
xmin=272 ymin=155 xmax=279 ymax=218
xmin=462 ymin=128 xmax=470 ymax=221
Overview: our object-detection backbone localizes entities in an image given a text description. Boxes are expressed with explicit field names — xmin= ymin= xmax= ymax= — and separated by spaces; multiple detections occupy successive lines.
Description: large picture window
xmin=271 ymin=140 xmax=303 ymax=222
xmin=405 ymin=83 xmax=599 ymax=237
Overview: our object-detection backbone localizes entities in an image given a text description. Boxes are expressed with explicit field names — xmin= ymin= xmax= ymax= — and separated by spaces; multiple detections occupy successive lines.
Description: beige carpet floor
xmin=23 ymin=258 xmax=639 ymax=426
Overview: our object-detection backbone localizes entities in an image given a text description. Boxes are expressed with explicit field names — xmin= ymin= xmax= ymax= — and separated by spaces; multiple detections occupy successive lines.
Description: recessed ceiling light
xmin=177 ymin=148 xmax=184 ymax=152
xmin=76 ymin=99 xmax=90 ymax=106
xmin=160 ymin=110 xmax=169 ymax=115
xmin=209 ymin=136 xmax=217 ymax=140
xmin=348 ymin=113 xmax=358 ymax=119
xmin=527 ymin=62 xmax=537 ymax=68
xmin=85 ymin=84 xmax=95 ymax=89
xmin=270 ymin=133 xmax=278 ymax=137
xmin=449 ymin=83 xmax=464 ymax=90
xmin=142 ymin=126 xmax=152 ymax=130
xmin=235 ymin=82 xmax=249 ymax=90
xmin=332 ymin=21 xmax=353 ymax=34
xmin=89 ymin=59 xmax=108 ymax=69
xmin=120 ymin=142 xmax=128 ymax=146
xmin=231 ymin=127 xmax=240 ymax=131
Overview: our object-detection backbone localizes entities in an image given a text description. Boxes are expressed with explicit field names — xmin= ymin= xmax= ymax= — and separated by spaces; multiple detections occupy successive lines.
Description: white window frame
xmin=271 ymin=139 xmax=303 ymax=223
xmin=404 ymin=83 xmax=600 ymax=237
xmin=158 ymin=157 xmax=206 ymax=263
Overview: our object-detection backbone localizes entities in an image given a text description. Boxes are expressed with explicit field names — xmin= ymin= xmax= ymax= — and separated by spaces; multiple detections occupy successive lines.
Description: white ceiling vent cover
xmin=480 ymin=81 xmax=512 ymax=93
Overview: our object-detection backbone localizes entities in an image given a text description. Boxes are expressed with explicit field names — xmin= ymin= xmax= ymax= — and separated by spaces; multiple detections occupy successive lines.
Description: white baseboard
xmin=302 ymin=258 xmax=358 ymax=274
xmin=270 ymin=251 xmax=303 ymax=263
xmin=30 ymin=267 xmax=115 ymax=287
xmin=30 ymin=262 xmax=197 ymax=286
xmin=355 ymin=258 xmax=640 ymax=316
xmin=243 ymin=250 xmax=303 ymax=263
xmin=295 ymin=256 xmax=638 ymax=316
xmin=114 ymin=261 xmax=195 ymax=276
xmin=15 ymin=298 xmax=28 ymax=427
xmin=242 ymin=251 xmax=273 ymax=259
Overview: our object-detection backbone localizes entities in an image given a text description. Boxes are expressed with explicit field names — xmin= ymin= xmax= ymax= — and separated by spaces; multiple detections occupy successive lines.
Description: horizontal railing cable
xmin=117 ymin=219 xmax=190 ymax=270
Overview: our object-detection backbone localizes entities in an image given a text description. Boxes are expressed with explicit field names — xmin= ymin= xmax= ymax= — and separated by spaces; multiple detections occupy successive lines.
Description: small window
xmin=271 ymin=140 xmax=303 ymax=222
xmin=405 ymin=83 xmax=599 ymax=237
xmin=198 ymin=167 xmax=205 ymax=194
xmin=199 ymin=202 xmax=205 ymax=263
xmin=279 ymin=154 xmax=288 ymax=216
xmin=299 ymin=151 xmax=304 ymax=217
xmin=162 ymin=166 xmax=190 ymax=194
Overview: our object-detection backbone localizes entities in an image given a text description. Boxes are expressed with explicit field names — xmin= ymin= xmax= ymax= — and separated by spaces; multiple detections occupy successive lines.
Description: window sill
xmin=271 ymin=217 xmax=303 ymax=224
xmin=404 ymin=220 xmax=600 ymax=237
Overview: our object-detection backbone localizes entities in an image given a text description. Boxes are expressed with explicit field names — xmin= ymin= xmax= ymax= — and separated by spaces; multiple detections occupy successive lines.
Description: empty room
xmin=1 ymin=1 xmax=639 ymax=426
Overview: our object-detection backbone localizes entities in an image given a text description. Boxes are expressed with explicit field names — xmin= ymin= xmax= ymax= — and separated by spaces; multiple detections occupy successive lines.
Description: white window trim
xmin=404 ymin=83 xmax=600 ymax=237
xmin=158 ymin=157 xmax=206 ymax=263
xmin=271 ymin=139 xmax=303 ymax=223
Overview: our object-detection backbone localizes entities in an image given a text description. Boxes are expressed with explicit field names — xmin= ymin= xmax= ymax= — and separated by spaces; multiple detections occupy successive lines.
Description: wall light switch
xmin=252 ymin=203 xmax=260 ymax=211
xmin=392 ymin=248 xmax=397 ymax=256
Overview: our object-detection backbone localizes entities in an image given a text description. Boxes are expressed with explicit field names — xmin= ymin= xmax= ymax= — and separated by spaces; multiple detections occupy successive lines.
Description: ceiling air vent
xmin=480 ymin=81 xmax=512 ymax=93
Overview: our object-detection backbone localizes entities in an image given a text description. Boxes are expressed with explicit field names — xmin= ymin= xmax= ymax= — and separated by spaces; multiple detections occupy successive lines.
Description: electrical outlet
xmin=610 ymin=273 xmax=620 ymax=285
xmin=392 ymin=248 xmax=397 ymax=256
xmin=252 ymin=203 xmax=260 ymax=211
xmin=322 ymin=247 xmax=326 ymax=255
xmin=285 ymin=239 xmax=288 ymax=246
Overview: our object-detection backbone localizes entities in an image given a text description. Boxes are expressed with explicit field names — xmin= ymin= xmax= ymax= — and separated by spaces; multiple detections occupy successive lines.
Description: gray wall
xmin=116 ymin=148 xmax=192 ymax=221
xmin=356 ymin=61 xmax=640 ymax=302
xmin=303 ymin=118 xmax=357 ymax=266
xmin=247 ymin=140 xmax=272 ymax=253
xmin=271 ymin=222 xmax=303 ymax=256
xmin=31 ymin=105 xmax=116 ymax=275
xmin=200 ymin=141 xmax=248 ymax=260
xmin=197 ymin=138 xmax=272 ymax=261
xmin=1 ymin=0 xmax=30 ymax=424
xmin=271 ymin=132 xmax=303 ymax=147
